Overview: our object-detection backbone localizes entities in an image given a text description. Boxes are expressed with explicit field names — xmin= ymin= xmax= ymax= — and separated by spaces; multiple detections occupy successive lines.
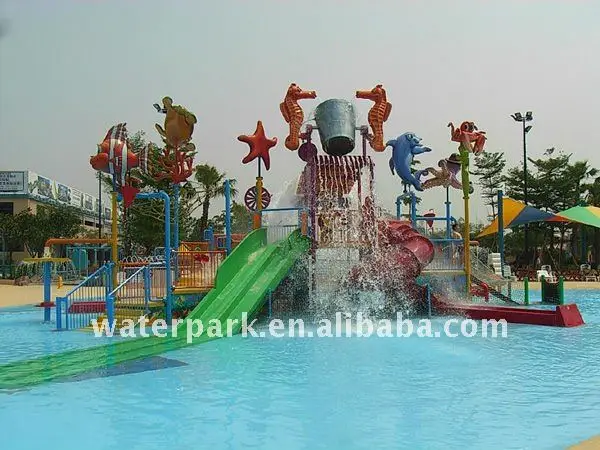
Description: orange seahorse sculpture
xmin=356 ymin=84 xmax=392 ymax=152
xmin=280 ymin=83 xmax=317 ymax=150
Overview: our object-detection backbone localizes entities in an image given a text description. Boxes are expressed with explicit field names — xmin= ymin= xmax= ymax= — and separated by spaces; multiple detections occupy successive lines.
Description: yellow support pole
xmin=253 ymin=176 xmax=263 ymax=230
xmin=111 ymin=191 xmax=118 ymax=287
xmin=300 ymin=210 xmax=308 ymax=236
xmin=459 ymin=144 xmax=472 ymax=298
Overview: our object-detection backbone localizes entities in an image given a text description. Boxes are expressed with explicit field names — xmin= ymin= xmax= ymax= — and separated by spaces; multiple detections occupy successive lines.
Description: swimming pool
xmin=1 ymin=290 xmax=599 ymax=450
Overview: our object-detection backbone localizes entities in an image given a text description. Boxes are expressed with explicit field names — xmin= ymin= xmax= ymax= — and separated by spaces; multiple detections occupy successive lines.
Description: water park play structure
xmin=0 ymin=84 xmax=585 ymax=390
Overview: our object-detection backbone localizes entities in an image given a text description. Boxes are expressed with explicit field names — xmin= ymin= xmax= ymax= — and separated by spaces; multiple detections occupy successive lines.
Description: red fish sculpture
xmin=90 ymin=123 xmax=149 ymax=207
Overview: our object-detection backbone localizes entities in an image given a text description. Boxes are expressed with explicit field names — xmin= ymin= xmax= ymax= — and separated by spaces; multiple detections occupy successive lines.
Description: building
xmin=0 ymin=170 xmax=112 ymax=262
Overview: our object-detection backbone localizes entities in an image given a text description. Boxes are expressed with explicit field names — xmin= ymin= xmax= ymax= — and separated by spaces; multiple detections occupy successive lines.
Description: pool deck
xmin=0 ymin=285 xmax=73 ymax=307
xmin=511 ymin=281 xmax=600 ymax=291
xmin=1 ymin=282 xmax=600 ymax=309
xmin=570 ymin=435 xmax=600 ymax=449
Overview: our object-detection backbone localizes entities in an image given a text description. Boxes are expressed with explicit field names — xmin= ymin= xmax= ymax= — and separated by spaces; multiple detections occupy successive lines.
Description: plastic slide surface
xmin=0 ymin=229 xmax=309 ymax=390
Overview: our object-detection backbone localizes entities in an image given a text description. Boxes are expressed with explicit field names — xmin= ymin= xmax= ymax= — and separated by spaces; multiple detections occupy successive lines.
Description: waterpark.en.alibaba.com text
xmin=91 ymin=312 xmax=508 ymax=342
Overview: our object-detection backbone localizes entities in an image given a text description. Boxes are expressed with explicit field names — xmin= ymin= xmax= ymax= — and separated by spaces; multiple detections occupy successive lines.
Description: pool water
xmin=1 ymin=290 xmax=600 ymax=450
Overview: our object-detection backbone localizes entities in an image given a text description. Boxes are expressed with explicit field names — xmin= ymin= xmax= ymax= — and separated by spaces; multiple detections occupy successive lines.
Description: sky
xmin=1 ymin=0 xmax=599 ymax=224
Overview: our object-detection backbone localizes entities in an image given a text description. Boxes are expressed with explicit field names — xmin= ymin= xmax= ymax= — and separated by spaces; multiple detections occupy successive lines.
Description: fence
xmin=56 ymin=263 xmax=113 ymax=330
xmin=261 ymin=208 xmax=307 ymax=245
xmin=179 ymin=241 xmax=209 ymax=252
xmin=314 ymin=208 xmax=372 ymax=248
xmin=215 ymin=233 xmax=245 ymax=251
xmin=106 ymin=263 xmax=168 ymax=326
xmin=0 ymin=263 xmax=14 ymax=279
xmin=425 ymin=239 xmax=465 ymax=272
xmin=173 ymin=250 xmax=226 ymax=291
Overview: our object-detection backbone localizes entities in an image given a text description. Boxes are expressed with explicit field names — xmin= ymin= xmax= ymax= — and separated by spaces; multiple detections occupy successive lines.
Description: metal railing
xmin=106 ymin=262 xmax=168 ymax=326
xmin=56 ymin=262 xmax=113 ymax=330
xmin=215 ymin=234 xmax=245 ymax=250
xmin=315 ymin=208 xmax=371 ymax=248
xmin=425 ymin=239 xmax=465 ymax=272
xmin=469 ymin=248 xmax=508 ymax=286
xmin=120 ymin=254 xmax=166 ymax=266
xmin=179 ymin=241 xmax=209 ymax=252
xmin=173 ymin=250 xmax=226 ymax=291
xmin=260 ymin=208 xmax=307 ymax=244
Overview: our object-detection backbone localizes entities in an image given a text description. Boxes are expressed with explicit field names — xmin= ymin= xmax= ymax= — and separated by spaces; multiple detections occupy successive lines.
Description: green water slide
xmin=0 ymin=229 xmax=309 ymax=390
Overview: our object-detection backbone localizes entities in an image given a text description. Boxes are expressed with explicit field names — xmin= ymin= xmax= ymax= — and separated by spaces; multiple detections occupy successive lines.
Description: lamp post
xmin=511 ymin=111 xmax=533 ymax=259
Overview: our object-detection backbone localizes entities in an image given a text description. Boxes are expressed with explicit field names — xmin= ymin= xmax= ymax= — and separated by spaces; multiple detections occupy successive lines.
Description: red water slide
xmin=351 ymin=220 xmax=584 ymax=328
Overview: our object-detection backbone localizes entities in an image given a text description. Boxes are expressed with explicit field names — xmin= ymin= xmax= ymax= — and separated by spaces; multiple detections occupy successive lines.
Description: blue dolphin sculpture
xmin=386 ymin=133 xmax=432 ymax=191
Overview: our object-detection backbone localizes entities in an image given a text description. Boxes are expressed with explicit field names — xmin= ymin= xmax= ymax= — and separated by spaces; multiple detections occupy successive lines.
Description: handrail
xmin=56 ymin=262 xmax=114 ymax=330
xmin=63 ymin=263 xmax=113 ymax=297
xmin=173 ymin=250 xmax=226 ymax=255
xmin=108 ymin=265 xmax=146 ymax=296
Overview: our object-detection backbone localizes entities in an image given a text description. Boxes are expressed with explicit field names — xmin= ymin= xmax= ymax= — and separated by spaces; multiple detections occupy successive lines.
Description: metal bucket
xmin=314 ymin=99 xmax=356 ymax=156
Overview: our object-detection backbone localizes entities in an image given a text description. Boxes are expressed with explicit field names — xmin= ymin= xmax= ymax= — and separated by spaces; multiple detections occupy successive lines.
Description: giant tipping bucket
xmin=314 ymin=99 xmax=356 ymax=156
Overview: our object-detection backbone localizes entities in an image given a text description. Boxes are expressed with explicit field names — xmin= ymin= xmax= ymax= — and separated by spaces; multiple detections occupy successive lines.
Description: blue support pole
xmin=173 ymin=183 xmax=180 ymax=281
xmin=445 ymin=187 xmax=451 ymax=240
xmin=498 ymin=190 xmax=505 ymax=277
xmin=225 ymin=179 xmax=232 ymax=255
xmin=43 ymin=261 xmax=51 ymax=322
xmin=107 ymin=293 xmax=115 ymax=327
xmin=396 ymin=196 xmax=402 ymax=219
xmin=426 ymin=283 xmax=432 ymax=319
xmin=105 ymin=262 xmax=113 ymax=297
xmin=410 ymin=192 xmax=417 ymax=228
xmin=162 ymin=192 xmax=172 ymax=324
xmin=204 ymin=226 xmax=215 ymax=251
xmin=56 ymin=298 xmax=63 ymax=330
xmin=119 ymin=191 xmax=171 ymax=323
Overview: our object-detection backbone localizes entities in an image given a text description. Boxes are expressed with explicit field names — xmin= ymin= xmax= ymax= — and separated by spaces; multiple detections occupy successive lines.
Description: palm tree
xmin=193 ymin=164 xmax=237 ymax=234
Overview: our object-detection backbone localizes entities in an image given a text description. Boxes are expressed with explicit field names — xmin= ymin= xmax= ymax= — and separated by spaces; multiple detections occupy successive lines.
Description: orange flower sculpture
xmin=356 ymin=84 xmax=392 ymax=152
xmin=280 ymin=83 xmax=317 ymax=151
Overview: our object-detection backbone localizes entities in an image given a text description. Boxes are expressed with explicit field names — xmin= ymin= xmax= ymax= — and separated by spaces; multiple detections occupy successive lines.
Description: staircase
xmin=471 ymin=257 xmax=504 ymax=286
xmin=486 ymin=252 xmax=516 ymax=281
xmin=468 ymin=249 xmax=518 ymax=305
xmin=488 ymin=253 xmax=503 ymax=276
xmin=106 ymin=263 xmax=167 ymax=329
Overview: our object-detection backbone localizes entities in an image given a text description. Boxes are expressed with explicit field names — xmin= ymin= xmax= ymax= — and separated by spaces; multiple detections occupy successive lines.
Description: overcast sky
xmin=1 ymin=0 xmax=599 ymax=224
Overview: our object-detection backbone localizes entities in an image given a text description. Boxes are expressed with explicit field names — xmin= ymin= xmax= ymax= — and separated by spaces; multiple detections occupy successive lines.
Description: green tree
xmin=114 ymin=131 xmax=203 ymax=254
xmin=472 ymin=151 xmax=506 ymax=219
xmin=208 ymin=201 xmax=252 ymax=234
xmin=0 ymin=212 xmax=20 ymax=263
xmin=12 ymin=205 xmax=83 ymax=257
xmin=504 ymin=152 xmax=597 ymax=267
xmin=193 ymin=164 xmax=238 ymax=235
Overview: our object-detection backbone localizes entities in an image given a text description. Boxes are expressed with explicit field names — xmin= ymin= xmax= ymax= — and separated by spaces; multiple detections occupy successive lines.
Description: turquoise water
xmin=1 ymin=290 xmax=600 ymax=450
